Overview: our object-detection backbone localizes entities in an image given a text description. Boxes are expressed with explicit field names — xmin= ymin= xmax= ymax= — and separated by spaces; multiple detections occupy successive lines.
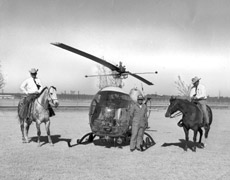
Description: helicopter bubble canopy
xmin=89 ymin=87 xmax=133 ymax=137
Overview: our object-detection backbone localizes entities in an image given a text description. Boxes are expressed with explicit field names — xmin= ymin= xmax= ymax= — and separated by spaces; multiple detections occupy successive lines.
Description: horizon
xmin=1 ymin=90 xmax=229 ymax=98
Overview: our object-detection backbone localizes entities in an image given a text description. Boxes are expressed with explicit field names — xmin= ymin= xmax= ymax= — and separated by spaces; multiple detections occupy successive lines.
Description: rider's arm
xmin=190 ymin=87 xmax=196 ymax=99
xmin=143 ymin=106 xmax=148 ymax=128
xmin=20 ymin=80 xmax=28 ymax=94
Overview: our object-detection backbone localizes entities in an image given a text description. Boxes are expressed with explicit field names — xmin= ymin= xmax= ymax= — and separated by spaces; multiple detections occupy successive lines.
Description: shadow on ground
xmin=161 ymin=139 xmax=204 ymax=151
xmin=30 ymin=134 xmax=71 ymax=147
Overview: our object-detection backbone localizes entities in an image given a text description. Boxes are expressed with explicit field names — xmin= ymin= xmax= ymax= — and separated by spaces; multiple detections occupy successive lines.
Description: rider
xmin=189 ymin=76 xmax=209 ymax=127
xmin=19 ymin=68 xmax=43 ymax=119
xmin=19 ymin=68 xmax=56 ymax=119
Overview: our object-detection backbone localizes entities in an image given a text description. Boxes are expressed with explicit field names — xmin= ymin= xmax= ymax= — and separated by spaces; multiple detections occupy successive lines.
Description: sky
xmin=0 ymin=0 xmax=230 ymax=97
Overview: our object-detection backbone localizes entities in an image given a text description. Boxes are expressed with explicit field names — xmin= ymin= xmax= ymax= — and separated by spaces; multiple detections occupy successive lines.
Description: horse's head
xmin=165 ymin=96 xmax=180 ymax=118
xmin=48 ymin=86 xmax=59 ymax=108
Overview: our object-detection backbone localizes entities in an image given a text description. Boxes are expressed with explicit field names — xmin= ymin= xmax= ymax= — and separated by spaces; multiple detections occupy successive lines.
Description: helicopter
xmin=51 ymin=42 xmax=156 ymax=149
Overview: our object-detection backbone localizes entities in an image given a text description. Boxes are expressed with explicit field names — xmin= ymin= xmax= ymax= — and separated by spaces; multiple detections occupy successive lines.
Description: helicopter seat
xmin=115 ymin=108 xmax=129 ymax=126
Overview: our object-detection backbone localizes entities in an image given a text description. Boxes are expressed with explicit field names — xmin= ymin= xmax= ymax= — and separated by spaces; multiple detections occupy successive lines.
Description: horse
xmin=165 ymin=97 xmax=213 ymax=152
xmin=18 ymin=86 xmax=59 ymax=146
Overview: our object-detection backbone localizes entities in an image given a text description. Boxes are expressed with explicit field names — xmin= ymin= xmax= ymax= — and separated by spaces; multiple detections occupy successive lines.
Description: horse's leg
xmin=204 ymin=124 xmax=210 ymax=138
xmin=36 ymin=122 xmax=41 ymax=147
xmin=192 ymin=130 xmax=198 ymax=152
xmin=20 ymin=119 xmax=26 ymax=143
xmin=23 ymin=119 xmax=31 ymax=143
xmin=183 ymin=126 xmax=189 ymax=151
xmin=25 ymin=119 xmax=32 ymax=142
xmin=197 ymin=127 xmax=204 ymax=148
xmin=202 ymin=125 xmax=210 ymax=147
xmin=45 ymin=120 xmax=53 ymax=146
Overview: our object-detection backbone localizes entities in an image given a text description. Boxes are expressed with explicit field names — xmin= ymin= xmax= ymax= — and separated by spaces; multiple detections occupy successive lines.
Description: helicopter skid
xmin=77 ymin=132 xmax=96 ymax=144
xmin=68 ymin=131 xmax=155 ymax=151
xmin=142 ymin=132 xmax=156 ymax=150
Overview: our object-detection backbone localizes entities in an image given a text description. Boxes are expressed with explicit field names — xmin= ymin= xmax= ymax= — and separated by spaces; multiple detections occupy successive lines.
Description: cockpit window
xmin=97 ymin=91 xmax=131 ymax=108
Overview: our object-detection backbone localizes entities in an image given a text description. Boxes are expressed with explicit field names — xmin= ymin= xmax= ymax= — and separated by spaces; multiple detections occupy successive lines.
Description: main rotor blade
xmin=51 ymin=42 xmax=120 ymax=72
xmin=85 ymin=74 xmax=114 ymax=78
xmin=132 ymin=71 xmax=158 ymax=75
xmin=128 ymin=72 xmax=154 ymax=85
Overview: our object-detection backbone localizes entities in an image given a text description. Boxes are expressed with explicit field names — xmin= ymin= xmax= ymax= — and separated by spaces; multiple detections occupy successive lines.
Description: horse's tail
xmin=207 ymin=105 xmax=213 ymax=126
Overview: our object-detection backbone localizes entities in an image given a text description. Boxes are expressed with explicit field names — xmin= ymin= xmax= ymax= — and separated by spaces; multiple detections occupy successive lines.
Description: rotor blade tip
xmin=51 ymin=42 xmax=61 ymax=46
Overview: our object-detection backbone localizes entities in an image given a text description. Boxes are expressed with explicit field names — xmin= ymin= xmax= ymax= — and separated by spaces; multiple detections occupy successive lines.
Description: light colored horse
xmin=18 ymin=86 xmax=59 ymax=146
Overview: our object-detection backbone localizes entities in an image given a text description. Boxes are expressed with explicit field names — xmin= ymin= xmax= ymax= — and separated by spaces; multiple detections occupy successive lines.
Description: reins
xmin=168 ymin=99 xmax=183 ymax=118
xmin=170 ymin=111 xmax=182 ymax=118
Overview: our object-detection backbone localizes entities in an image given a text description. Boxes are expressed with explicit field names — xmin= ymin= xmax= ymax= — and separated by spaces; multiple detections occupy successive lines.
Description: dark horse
xmin=18 ymin=86 xmax=59 ymax=146
xmin=165 ymin=97 xmax=213 ymax=152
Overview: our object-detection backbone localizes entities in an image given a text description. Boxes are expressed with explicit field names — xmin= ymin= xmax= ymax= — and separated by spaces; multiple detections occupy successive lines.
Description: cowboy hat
xmin=191 ymin=76 xmax=201 ymax=84
xmin=29 ymin=68 xmax=38 ymax=74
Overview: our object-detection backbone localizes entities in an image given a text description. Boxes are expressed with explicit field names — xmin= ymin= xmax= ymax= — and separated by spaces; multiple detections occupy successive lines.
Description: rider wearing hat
xmin=19 ymin=68 xmax=43 ymax=119
xmin=20 ymin=68 xmax=42 ymax=95
xmin=129 ymin=94 xmax=148 ymax=152
xmin=190 ymin=76 xmax=209 ymax=127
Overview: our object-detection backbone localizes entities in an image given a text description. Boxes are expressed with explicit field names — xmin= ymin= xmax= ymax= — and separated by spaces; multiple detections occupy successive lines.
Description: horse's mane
xmin=38 ymin=86 xmax=57 ymax=98
xmin=39 ymin=87 xmax=48 ymax=96
xmin=174 ymin=98 xmax=198 ymax=108
xmin=179 ymin=99 xmax=190 ymax=103
xmin=38 ymin=86 xmax=57 ymax=96
xmin=50 ymin=86 xmax=57 ymax=91
xmin=170 ymin=97 xmax=194 ymax=105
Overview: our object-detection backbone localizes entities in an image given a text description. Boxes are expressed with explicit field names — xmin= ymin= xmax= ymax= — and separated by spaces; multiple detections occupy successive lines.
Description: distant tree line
xmin=0 ymin=62 xmax=5 ymax=90
xmin=3 ymin=92 xmax=230 ymax=103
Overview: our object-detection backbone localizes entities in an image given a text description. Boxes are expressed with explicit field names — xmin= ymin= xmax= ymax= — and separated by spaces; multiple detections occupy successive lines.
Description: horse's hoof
xmin=23 ymin=139 xmax=29 ymax=143
xmin=50 ymin=143 xmax=54 ymax=146
xmin=198 ymin=143 xmax=205 ymax=149
xmin=192 ymin=148 xmax=196 ymax=152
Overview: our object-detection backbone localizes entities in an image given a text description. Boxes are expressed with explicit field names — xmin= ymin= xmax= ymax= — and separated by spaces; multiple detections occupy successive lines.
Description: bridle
xmin=47 ymin=86 xmax=58 ymax=105
xmin=170 ymin=111 xmax=182 ymax=118
xmin=167 ymin=100 xmax=182 ymax=118
xmin=36 ymin=86 xmax=58 ymax=109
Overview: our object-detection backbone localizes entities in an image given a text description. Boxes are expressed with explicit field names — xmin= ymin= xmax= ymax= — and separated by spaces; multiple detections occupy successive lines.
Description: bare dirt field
xmin=0 ymin=108 xmax=230 ymax=180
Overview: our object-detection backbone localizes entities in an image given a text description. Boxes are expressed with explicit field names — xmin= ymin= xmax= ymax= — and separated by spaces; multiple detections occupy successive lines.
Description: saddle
xmin=177 ymin=101 xmax=208 ymax=127
xmin=18 ymin=94 xmax=38 ymax=120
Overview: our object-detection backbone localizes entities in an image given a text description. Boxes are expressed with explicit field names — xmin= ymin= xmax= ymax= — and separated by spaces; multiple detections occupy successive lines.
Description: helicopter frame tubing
xmin=68 ymin=130 xmax=155 ymax=151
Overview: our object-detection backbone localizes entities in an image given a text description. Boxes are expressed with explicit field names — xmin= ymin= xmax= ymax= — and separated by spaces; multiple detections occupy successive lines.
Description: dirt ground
xmin=0 ymin=108 xmax=230 ymax=180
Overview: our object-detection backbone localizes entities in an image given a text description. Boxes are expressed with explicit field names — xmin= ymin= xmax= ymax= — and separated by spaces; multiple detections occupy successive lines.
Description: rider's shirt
xmin=190 ymin=84 xmax=207 ymax=100
xmin=20 ymin=77 xmax=43 ymax=94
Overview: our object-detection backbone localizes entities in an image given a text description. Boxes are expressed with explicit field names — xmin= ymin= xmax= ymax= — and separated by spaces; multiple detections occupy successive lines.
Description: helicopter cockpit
xmin=89 ymin=87 xmax=133 ymax=137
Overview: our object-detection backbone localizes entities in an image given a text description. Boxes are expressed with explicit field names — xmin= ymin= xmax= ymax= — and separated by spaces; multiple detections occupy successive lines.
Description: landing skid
xmin=142 ymin=132 xmax=156 ymax=151
xmin=68 ymin=131 xmax=155 ymax=150
xmin=77 ymin=132 xmax=96 ymax=144
xmin=68 ymin=132 xmax=96 ymax=147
